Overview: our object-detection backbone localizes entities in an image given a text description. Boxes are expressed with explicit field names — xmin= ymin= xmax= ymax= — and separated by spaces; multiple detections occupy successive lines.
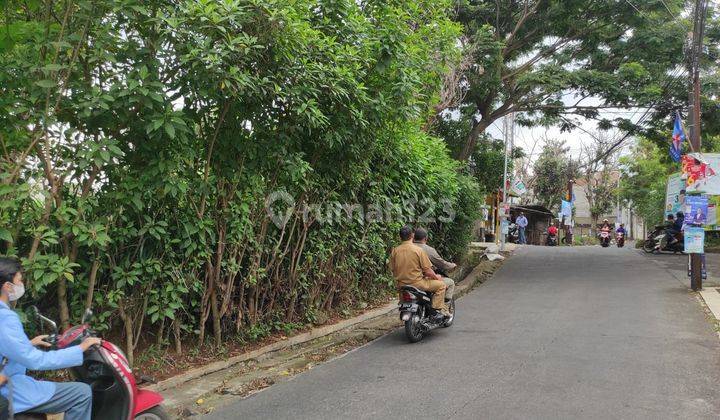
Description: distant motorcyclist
xmin=547 ymin=222 xmax=558 ymax=245
xmin=600 ymin=219 xmax=612 ymax=232
xmin=548 ymin=223 xmax=558 ymax=236
xmin=616 ymin=224 xmax=627 ymax=235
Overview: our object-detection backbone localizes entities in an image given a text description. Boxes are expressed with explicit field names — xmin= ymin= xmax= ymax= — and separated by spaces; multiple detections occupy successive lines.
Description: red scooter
xmin=15 ymin=307 xmax=169 ymax=420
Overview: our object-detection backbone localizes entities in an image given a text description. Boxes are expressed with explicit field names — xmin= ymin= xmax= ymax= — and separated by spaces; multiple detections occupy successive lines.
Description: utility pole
xmin=688 ymin=0 xmax=708 ymax=291
xmin=500 ymin=114 xmax=514 ymax=251
xmin=564 ymin=180 xmax=574 ymax=244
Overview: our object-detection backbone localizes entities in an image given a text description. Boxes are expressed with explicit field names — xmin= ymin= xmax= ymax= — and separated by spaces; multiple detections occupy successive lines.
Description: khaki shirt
xmin=389 ymin=241 xmax=432 ymax=286
xmin=414 ymin=242 xmax=454 ymax=272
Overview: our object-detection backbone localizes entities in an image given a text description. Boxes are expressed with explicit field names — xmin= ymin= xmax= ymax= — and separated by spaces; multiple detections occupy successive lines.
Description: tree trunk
xmin=457 ymin=119 xmax=492 ymax=161
xmin=57 ymin=276 xmax=70 ymax=330
xmin=85 ymin=258 xmax=100 ymax=310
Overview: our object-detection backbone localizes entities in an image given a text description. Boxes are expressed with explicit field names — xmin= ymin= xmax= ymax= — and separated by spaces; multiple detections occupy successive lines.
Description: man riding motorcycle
xmin=0 ymin=257 xmax=101 ymax=420
xmin=658 ymin=213 xmax=683 ymax=249
xmin=547 ymin=222 xmax=558 ymax=245
xmin=389 ymin=226 xmax=450 ymax=320
xmin=616 ymin=224 xmax=626 ymax=235
xmin=600 ymin=219 xmax=612 ymax=231
xmin=413 ymin=228 xmax=456 ymax=303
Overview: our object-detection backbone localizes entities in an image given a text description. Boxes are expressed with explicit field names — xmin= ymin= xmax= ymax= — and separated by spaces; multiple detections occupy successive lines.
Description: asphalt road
xmin=204 ymin=246 xmax=720 ymax=420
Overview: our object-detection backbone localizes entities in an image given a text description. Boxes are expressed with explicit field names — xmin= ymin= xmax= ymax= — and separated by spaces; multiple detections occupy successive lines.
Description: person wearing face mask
xmin=0 ymin=257 xmax=101 ymax=420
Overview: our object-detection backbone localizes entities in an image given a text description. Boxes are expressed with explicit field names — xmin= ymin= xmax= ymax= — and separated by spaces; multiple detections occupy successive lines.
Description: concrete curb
xmin=148 ymin=255 xmax=503 ymax=393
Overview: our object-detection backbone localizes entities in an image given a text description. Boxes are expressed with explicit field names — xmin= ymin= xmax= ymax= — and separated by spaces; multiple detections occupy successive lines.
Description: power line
xmin=581 ymin=66 xmax=689 ymax=167
xmin=659 ymin=0 xmax=679 ymax=19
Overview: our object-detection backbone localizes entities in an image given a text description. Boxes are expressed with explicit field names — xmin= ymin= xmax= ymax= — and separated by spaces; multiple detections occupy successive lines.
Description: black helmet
xmin=676 ymin=211 xmax=684 ymax=218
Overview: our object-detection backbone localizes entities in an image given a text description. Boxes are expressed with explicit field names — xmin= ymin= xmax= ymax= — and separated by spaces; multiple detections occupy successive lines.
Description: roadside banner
xmin=684 ymin=195 xmax=709 ymax=228
xmin=682 ymin=153 xmax=719 ymax=194
xmin=665 ymin=173 xmax=684 ymax=217
xmin=707 ymin=197 xmax=720 ymax=230
xmin=684 ymin=227 xmax=705 ymax=254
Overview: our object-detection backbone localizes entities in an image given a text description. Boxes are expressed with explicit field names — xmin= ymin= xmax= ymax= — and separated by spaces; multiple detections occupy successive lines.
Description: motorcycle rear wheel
xmin=135 ymin=406 xmax=171 ymax=420
xmin=404 ymin=316 xmax=424 ymax=343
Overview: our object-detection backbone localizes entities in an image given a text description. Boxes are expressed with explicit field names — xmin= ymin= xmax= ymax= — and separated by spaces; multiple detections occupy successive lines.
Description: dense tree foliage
xmin=436 ymin=0 xmax=700 ymax=161
xmin=529 ymin=139 xmax=578 ymax=211
xmin=619 ymin=139 xmax=674 ymax=226
xmin=0 ymin=0 xmax=481 ymax=362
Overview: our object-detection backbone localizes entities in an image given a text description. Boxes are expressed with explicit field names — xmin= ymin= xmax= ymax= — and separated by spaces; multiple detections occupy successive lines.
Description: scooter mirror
xmin=81 ymin=308 xmax=93 ymax=324
xmin=30 ymin=305 xmax=41 ymax=326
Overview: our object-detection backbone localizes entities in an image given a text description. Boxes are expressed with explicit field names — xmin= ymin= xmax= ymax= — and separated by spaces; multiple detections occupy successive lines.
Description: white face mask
xmin=8 ymin=282 xmax=25 ymax=302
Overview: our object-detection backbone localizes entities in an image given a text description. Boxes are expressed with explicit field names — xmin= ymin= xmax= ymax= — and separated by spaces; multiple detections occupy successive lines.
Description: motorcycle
xmin=506 ymin=223 xmax=519 ymax=244
xmin=599 ymin=230 xmax=611 ymax=248
xmin=616 ymin=232 xmax=625 ymax=248
xmin=398 ymin=286 xmax=455 ymax=343
xmin=642 ymin=226 xmax=684 ymax=254
xmin=12 ymin=307 xmax=168 ymax=420
xmin=546 ymin=233 xmax=558 ymax=246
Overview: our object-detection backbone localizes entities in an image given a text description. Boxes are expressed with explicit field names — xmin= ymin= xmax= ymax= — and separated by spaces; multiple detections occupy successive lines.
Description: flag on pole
xmin=670 ymin=111 xmax=685 ymax=162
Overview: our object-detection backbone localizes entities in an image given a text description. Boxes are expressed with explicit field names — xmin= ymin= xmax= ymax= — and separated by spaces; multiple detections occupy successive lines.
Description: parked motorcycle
xmin=398 ymin=286 xmax=455 ymax=343
xmin=616 ymin=232 xmax=625 ymax=248
xmin=13 ymin=307 xmax=168 ymax=420
xmin=507 ymin=223 xmax=519 ymax=244
xmin=642 ymin=226 xmax=684 ymax=254
xmin=599 ymin=230 xmax=611 ymax=247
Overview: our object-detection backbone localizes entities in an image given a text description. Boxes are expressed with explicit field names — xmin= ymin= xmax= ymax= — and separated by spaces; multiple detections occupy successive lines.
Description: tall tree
xmin=442 ymin=0 xmax=692 ymax=161
xmin=580 ymin=133 xmax=620 ymax=232
xmin=530 ymin=139 xmax=577 ymax=211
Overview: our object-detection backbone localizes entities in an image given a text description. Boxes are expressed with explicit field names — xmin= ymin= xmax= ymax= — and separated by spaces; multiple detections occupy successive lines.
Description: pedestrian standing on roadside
xmin=516 ymin=212 xmax=528 ymax=244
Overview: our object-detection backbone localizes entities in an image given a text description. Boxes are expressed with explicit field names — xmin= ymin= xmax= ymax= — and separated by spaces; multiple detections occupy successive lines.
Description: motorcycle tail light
xmin=401 ymin=291 xmax=415 ymax=302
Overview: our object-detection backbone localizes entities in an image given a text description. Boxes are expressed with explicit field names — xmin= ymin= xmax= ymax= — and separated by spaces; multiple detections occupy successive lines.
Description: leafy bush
xmin=0 ymin=0 xmax=482 ymax=363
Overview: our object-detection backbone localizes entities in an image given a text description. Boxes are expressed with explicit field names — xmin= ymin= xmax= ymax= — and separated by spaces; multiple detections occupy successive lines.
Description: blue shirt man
xmin=0 ymin=257 xmax=100 ymax=420
xmin=516 ymin=213 xmax=529 ymax=244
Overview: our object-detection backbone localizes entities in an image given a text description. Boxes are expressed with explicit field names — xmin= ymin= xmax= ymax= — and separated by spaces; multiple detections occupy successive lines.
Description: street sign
xmin=510 ymin=179 xmax=527 ymax=196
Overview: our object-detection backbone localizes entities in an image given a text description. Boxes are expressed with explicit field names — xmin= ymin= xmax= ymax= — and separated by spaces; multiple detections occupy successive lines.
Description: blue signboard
xmin=684 ymin=195 xmax=709 ymax=228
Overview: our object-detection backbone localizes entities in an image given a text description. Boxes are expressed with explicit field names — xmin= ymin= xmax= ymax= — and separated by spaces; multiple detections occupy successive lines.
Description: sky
xmin=485 ymin=95 xmax=653 ymax=173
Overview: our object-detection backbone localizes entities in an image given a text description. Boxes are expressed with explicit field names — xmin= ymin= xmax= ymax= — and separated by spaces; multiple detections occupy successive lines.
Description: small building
xmin=509 ymin=205 xmax=554 ymax=245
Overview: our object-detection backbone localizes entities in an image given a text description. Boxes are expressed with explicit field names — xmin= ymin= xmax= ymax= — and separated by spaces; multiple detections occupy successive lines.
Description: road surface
xmin=204 ymin=246 xmax=720 ymax=419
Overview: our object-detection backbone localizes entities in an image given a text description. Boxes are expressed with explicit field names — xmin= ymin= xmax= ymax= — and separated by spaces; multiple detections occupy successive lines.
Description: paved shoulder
xmin=205 ymin=247 xmax=720 ymax=420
